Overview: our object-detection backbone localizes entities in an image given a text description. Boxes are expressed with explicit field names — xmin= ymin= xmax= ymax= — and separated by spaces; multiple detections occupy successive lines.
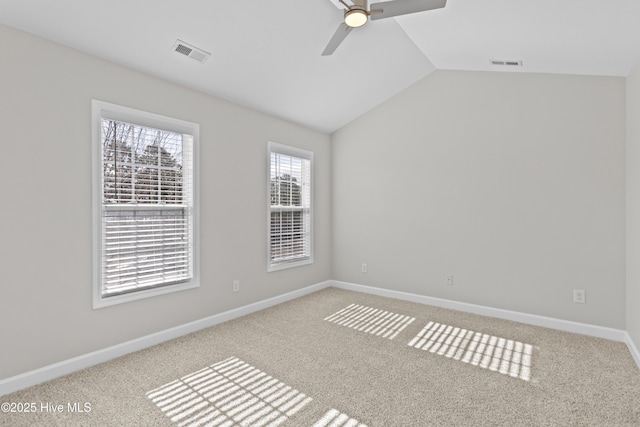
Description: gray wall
xmin=1 ymin=21 xmax=635 ymax=382
xmin=332 ymin=70 xmax=626 ymax=329
xmin=0 ymin=24 xmax=332 ymax=380
xmin=627 ymin=65 xmax=640 ymax=350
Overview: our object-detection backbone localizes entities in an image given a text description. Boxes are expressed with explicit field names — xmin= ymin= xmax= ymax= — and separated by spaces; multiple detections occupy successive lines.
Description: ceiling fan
xmin=322 ymin=0 xmax=446 ymax=56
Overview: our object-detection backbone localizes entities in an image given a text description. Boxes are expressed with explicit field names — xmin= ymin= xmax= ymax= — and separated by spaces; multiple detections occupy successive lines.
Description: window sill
xmin=93 ymin=279 xmax=199 ymax=309
xmin=267 ymin=258 xmax=313 ymax=272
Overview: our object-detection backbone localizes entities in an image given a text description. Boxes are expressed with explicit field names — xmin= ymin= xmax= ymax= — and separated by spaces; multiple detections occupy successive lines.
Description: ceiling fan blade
xmin=369 ymin=0 xmax=446 ymax=21
xmin=322 ymin=23 xmax=353 ymax=56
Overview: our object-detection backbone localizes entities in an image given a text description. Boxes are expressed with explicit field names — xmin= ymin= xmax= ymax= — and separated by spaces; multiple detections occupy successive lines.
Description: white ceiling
xmin=1 ymin=0 xmax=639 ymax=134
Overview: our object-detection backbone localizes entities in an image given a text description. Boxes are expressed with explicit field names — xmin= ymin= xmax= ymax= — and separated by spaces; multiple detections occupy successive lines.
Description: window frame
xmin=92 ymin=100 xmax=200 ymax=308
xmin=267 ymin=141 xmax=313 ymax=272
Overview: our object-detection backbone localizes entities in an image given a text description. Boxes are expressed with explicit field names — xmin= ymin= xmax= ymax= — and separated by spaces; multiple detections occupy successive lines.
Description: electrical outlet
xmin=573 ymin=289 xmax=585 ymax=304
xmin=362 ymin=263 xmax=368 ymax=273
xmin=232 ymin=280 xmax=240 ymax=293
xmin=446 ymin=274 xmax=453 ymax=286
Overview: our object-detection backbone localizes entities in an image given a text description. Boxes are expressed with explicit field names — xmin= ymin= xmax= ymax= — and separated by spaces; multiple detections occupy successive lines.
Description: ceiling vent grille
xmin=491 ymin=59 xmax=523 ymax=67
xmin=172 ymin=40 xmax=210 ymax=63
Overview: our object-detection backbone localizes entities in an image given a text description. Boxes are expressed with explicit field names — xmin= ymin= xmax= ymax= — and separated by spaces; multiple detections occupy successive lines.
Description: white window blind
xmin=101 ymin=119 xmax=193 ymax=296
xmin=93 ymin=100 xmax=198 ymax=307
xmin=268 ymin=142 xmax=312 ymax=271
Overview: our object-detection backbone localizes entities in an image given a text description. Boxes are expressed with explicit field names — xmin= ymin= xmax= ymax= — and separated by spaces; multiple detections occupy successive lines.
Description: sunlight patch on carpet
xmin=313 ymin=408 xmax=368 ymax=427
xmin=147 ymin=356 xmax=312 ymax=427
xmin=408 ymin=321 xmax=533 ymax=381
xmin=324 ymin=304 xmax=415 ymax=339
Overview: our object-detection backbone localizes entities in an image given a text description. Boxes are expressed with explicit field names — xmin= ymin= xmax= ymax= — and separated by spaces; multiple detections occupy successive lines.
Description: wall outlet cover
xmin=573 ymin=289 xmax=586 ymax=304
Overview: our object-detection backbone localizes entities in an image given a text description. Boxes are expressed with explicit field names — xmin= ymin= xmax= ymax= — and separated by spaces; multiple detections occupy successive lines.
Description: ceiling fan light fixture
xmin=344 ymin=8 xmax=368 ymax=28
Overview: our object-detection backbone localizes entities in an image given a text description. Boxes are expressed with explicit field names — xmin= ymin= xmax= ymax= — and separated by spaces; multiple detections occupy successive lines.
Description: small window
xmin=92 ymin=100 xmax=199 ymax=308
xmin=268 ymin=142 xmax=313 ymax=271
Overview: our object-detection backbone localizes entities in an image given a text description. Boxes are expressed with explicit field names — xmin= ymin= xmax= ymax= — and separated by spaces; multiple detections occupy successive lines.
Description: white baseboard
xmin=0 ymin=280 xmax=331 ymax=397
xmin=331 ymin=280 xmax=630 ymax=343
xmin=626 ymin=333 xmax=640 ymax=369
xmin=3 ymin=278 xmax=637 ymax=397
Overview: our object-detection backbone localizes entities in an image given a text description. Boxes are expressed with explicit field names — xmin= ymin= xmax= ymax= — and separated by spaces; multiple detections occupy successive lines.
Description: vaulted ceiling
xmin=1 ymin=0 xmax=639 ymax=133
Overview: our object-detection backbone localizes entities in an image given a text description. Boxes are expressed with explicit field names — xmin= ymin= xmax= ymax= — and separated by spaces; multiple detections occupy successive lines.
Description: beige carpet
xmin=2 ymin=287 xmax=639 ymax=426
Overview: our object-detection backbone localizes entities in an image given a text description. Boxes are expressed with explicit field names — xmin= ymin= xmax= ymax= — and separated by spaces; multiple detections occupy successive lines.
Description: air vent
xmin=491 ymin=59 xmax=523 ymax=67
xmin=172 ymin=40 xmax=210 ymax=63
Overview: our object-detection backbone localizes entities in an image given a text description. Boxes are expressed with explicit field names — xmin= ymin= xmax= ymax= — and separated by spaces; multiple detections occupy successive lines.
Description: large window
xmin=92 ymin=100 xmax=199 ymax=308
xmin=268 ymin=142 xmax=313 ymax=271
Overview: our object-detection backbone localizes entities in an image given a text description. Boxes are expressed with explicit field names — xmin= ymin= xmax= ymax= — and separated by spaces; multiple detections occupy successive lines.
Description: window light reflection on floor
xmin=324 ymin=304 xmax=415 ymax=340
xmin=146 ymin=356 xmax=312 ymax=427
xmin=313 ymin=408 xmax=368 ymax=427
xmin=408 ymin=321 xmax=533 ymax=381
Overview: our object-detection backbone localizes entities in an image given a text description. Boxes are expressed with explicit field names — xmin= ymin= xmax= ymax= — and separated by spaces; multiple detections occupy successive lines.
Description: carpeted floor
xmin=2 ymin=287 xmax=639 ymax=426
